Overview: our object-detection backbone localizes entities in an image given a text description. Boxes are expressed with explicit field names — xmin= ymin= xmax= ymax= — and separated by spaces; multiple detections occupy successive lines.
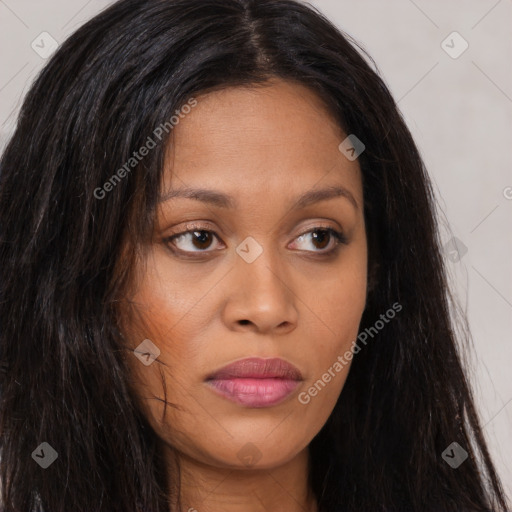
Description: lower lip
xmin=206 ymin=378 xmax=300 ymax=407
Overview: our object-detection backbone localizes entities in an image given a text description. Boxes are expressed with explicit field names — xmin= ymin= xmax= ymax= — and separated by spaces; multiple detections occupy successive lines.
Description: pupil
xmin=193 ymin=230 xmax=211 ymax=249
xmin=312 ymin=230 xmax=329 ymax=249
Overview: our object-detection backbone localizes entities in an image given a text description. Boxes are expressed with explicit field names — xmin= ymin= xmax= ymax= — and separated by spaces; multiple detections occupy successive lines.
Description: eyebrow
xmin=159 ymin=185 xmax=358 ymax=211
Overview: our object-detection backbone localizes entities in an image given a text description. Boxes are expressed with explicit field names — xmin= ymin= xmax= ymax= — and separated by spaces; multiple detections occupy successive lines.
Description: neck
xmin=166 ymin=446 xmax=318 ymax=512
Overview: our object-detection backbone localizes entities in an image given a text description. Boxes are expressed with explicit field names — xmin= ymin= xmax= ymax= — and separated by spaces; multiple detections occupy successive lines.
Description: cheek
xmin=123 ymin=251 xmax=209 ymax=354
xmin=305 ymin=253 xmax=367 ymax=348
xmin=295 ymin=294 xmax=363 ymax=435
xmin=297 ymin=251 xmax=367 ymax=412
xmin=119 ymin=259 xmax=205 ymax=429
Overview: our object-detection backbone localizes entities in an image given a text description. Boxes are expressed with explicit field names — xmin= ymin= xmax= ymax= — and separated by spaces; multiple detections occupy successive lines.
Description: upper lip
xmin=206 ymin=357 xmax=303 ymax=381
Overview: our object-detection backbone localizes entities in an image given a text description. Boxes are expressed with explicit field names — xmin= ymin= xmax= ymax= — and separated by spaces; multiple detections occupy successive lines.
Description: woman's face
xmin=121 ymin=79 xmax=367 ymax=471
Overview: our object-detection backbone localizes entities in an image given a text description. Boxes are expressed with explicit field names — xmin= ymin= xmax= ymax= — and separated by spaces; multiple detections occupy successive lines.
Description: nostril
xmin=239 ymin=320 xmax=250 ymax=325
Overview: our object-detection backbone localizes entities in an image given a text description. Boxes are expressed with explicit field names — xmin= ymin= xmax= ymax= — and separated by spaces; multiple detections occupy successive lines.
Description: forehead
xmin=162 ymin=79 xmax=362 ymax=204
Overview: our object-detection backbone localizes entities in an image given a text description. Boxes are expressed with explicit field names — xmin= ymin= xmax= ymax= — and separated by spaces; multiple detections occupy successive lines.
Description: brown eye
xmin=311 ymin=229 xmax=330 ymax=250
xmin=292 ymin=228 xmax=346 ymax=254
xmin=164 ymin=225 xmax=346 ymax=258
xmin=166 ymin=229 xmax=221 ymax=253
xmin=189 ymin=230 xmax=214 ymax=250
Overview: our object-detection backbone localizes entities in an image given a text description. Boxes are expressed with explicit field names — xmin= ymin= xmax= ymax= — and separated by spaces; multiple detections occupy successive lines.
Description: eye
xmin=163 ymin=224 xmax=347 ymax=257
xmin=289 ymin=227 xmax=347 ymax=253
xmin=164 ymin=226 xmax=223 ymax=254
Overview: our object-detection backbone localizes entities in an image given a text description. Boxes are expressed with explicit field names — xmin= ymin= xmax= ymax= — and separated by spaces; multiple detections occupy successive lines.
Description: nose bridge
xmin=242 ymin=247 xmax=286 ymax=295
xmin=224 ymin=235 xmax=298 ymax=332
xmin=238 ymin=236 xmax=290 ymax=301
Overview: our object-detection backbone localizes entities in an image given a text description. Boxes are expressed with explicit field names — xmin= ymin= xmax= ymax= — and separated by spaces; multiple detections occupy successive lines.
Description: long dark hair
xmin=0 ymin=0 xmax=508 ymax=510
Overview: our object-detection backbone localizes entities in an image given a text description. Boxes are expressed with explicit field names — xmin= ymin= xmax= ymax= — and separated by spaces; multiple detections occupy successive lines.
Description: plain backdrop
xmin=0 ymin=0 xmax=511 ymax=500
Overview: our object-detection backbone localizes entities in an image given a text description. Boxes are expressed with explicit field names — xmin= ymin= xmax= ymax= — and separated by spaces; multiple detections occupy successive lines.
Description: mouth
xmin=205 ymin=357 xmax=303 ymax=408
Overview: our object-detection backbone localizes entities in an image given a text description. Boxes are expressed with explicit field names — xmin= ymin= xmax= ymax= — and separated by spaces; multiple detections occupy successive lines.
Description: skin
xmin=120 ymin=78 xmax=368 ymax=512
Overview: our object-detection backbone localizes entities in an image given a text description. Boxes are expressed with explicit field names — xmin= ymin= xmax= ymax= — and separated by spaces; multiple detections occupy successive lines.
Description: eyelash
xmin=162 ymin=223 xmax=347 ymax=258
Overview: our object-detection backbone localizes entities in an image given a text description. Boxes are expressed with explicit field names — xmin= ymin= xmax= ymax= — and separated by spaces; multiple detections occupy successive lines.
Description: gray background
xmin=1 ymin=0 xmax=511 ymax=499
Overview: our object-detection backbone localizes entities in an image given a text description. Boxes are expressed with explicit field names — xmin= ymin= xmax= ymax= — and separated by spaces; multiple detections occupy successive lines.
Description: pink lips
xmin=205 ymin=357 xmax=302 ymax=408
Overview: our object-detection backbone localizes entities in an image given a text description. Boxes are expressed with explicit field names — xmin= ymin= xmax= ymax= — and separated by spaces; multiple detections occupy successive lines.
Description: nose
xmin=222 ymin=245 xmax=299 ymax=335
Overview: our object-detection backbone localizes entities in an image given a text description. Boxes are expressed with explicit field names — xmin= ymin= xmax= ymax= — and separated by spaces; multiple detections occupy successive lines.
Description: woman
xmin=0 ymin=0 xmax=508 ymax=511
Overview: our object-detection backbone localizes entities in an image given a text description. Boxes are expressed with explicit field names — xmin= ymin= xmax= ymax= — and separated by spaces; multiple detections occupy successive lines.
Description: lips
xmin=206 ymin=357 xmax=303 ymax=381
xmin=205 ymin=357 xmax=303 ymax=408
